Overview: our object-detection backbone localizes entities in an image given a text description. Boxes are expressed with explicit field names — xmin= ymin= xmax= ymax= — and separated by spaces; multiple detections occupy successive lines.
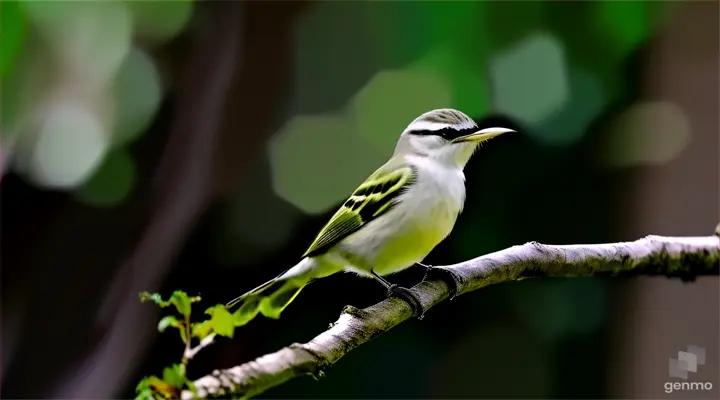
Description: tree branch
xmin=182 ymin=231 xmax=720 ymax=399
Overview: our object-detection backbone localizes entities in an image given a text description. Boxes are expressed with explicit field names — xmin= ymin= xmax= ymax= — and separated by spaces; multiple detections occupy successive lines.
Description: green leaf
xmin=146 ymin=375 xmax=176 ymax=398
xmin=134 ymin=388 xmax=155 ymax=400
xmin=170 ymin=291 xmax=192 ymax=317
xmin=139 ymin=291 xmax=171 ymax=307
xmin=157 ymin=316 xmax=181 ymax=333
xmin=140 ymin=290 xmax=200 ymax=311
xmin=136 ymin=376 xmax=152 ymax=392
xmin=205 ymin=305 xmax=234 ymax=338
xmin=191 ymin=320 xmax=213 ymax=340
xmin=232 ymin=305 xmax=260 ymax=327
xmin=136 ymin=376 xmax=170 ymax=399
xmin=162 ymin=364 xmax=186 ymax=388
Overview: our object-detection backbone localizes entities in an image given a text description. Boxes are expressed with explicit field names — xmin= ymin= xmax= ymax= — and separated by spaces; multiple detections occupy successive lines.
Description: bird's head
xmin=395 ymin=108 xmax=514 ymax=169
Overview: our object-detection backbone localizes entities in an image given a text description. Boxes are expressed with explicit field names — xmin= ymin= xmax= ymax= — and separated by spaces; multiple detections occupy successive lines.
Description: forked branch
xmin=182 ymin=228 xmax=720 ymax=399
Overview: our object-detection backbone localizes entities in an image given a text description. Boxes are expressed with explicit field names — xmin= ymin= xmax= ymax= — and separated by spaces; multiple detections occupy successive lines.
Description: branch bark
xmin=182 ymin=231 xmax=720 ymax=399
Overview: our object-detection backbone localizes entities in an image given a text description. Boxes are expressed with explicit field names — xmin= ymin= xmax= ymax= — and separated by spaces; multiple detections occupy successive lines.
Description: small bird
xmin=227 ymin=108 xmax=513 ymax=322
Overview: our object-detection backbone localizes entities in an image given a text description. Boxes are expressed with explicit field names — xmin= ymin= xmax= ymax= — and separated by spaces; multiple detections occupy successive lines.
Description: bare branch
xmin=182 ymin=232 xmax=720 ymax=399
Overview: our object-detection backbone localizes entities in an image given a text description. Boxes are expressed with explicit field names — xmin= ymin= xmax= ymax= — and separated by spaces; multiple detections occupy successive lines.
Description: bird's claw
xmin=386 ymin=284 xmax=425 ymax=319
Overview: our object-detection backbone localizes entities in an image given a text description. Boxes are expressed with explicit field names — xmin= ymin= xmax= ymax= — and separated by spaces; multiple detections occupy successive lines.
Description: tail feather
xmin=228 ymin=278 xmax=306 ymax=323
xmin=227 ymin=258 xmax=317 ymax=324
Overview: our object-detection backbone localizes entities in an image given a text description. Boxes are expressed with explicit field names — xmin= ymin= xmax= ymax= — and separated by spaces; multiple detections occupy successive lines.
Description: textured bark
xmin=182 ymin=231 xmax=720 ymax=399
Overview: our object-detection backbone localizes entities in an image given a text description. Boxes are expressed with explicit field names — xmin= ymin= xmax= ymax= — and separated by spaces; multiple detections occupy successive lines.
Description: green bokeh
xmin=29 ymin=102 xmax=109 ymax=189
xmin=349 ymin=69 xmax=452 ymax=153
xmin=1 ymin=57 xmax=21 ymax=136
xmin=513 ymin=278 xmax=606 ymax=341
xmin=0 ymin=0 xmax=27 ymax=78
xmin=366 ymin=1 xmax=486 ymax=68
xmin=533 ymin=68 xmax=606 ymax=147
xmin=548 ymin=0 xmax=672 ymax=101
xmin=292 ymin=1 xmax=381 ymax=114
xmin=513 ymin=280 xmax=575 ymax=341
xmin=22 ymin=0 xmax=133 ymax=86
xmin=75 ymin=149 xmax=136 ymax=207
xmin=412 ymin=45 xmax=490 ymax=117
xmin=431 ymin=325 xmax=552 ymax=398
xmin=566 ymin=278 xmax=606 ymax=334
xmin=269 ymin=114 xmax=386 ymax=215
xmin=112 ymin=47 xmax=163 ymax=146
xmin=127 ymin=0 xmax=194 ymax=44
xmin=485 ymin=0 xmax=547 ymax=51
xmin=595 ymin=1 xmax=650 ymax=56
xmin=489 ymin=32 xmax=570 ymax=126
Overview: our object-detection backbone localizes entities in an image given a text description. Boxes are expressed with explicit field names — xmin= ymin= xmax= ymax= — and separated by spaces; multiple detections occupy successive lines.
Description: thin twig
xmin=182 ymin=231 xmax=720 ymax=399
xmin=184 ymin=334 xmax=217 ymax=362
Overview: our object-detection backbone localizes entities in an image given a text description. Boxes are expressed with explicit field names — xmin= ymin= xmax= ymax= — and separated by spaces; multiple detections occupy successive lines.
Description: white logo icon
xmin=669 ymin=345 xmax=706 ymax=379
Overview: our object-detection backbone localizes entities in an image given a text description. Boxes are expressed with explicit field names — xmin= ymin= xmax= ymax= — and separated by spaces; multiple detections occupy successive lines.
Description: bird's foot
xmin=386 ymin=284 xmax=426 ymax=320
xmin=421 ymin=265 xmax=461 ymax=300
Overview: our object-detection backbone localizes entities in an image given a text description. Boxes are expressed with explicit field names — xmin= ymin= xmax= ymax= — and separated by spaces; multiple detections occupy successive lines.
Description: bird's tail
xmin=227 ymin=258 xmax=317 ymax=323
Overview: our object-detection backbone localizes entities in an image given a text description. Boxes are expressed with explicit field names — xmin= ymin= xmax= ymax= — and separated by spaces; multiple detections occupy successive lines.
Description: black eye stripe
xmin=408 ymin=127 xmax=477 ymax=140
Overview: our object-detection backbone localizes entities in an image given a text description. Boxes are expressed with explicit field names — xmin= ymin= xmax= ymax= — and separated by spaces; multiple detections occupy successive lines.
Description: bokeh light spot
xmin=348 ymin=69 xmax=452 ymax=154
xmin=595 ymin=0 xmax=648 ymax=54
xmin=214 ymin=165 xmax=303 ymax=265
xmin=600 ymin=101 xmax=691 ymax=168
xmin=533 ymin=68 xmax=606 ymax=146
xmin=22 ymin=0 xmax=132 ymax=88
xmin=269 ymin=114 xmax=386 ymax=215
xmin=127 ymin=0 xmax=194 ymax=44
xmin=566 ymin=278 xmax=606 ymax=334
xmin=74 ymin=148 xmax=135 ymax=207
xmin=411 ymin=46 xmax=490 ymax=117
xmin=513 ymin=278 xmax=606 ymax=339
xmin=29 ymin=101 xmax=108 ymax=189
xmin=111 ymin=47 xmax=163 ymax=146
xmin=291 ymin=1 xmax=378 ymax=114
xmin=431 ymin=325 xmax=551 ymax=398
xmin=485 ymin=0 xmax=547 ymax=50
xmin=490 ymin=32 xmax=570 ymax=127
xmin=512 ymin=280 xmax=574 ymax=341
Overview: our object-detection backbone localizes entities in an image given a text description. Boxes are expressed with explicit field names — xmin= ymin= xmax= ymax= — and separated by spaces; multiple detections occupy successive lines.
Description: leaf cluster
xmin=134 ymin=290 xmax=242 ymax=399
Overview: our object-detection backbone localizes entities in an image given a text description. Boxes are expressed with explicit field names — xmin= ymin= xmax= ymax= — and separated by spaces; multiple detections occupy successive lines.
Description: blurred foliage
xmin=0 ymin=0 xmax=27 ymax=77
xmin=1 ymin=0 xmax=678 ymax=211
xmin=75 ymin=149 xmax=136 ymax=207
xmin=1 ymin=0 xmax=193 ymax=204
xmin=0 ymin=1 xmax=697 ymax=398
xmin=127 ymin=0 xmax=194 ymax=45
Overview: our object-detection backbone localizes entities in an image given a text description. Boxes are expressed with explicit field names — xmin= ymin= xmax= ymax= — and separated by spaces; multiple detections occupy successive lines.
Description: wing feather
xmin=302 ymin=164 xmax=416 ymax=258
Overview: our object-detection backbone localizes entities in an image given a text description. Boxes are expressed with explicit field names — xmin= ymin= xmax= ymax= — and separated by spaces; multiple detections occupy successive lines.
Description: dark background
xmin=1 ymin=1 xmax=718 ymax=399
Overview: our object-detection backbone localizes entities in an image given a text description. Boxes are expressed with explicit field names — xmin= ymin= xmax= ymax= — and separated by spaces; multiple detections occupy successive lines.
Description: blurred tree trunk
xmin=1 ymin=1 xmax=310 ymax=398
xmin=608 ymin=2 xmax=719 ymax=399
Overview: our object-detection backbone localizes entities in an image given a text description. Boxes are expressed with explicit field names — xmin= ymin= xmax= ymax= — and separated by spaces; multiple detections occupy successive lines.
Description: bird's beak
xmin=451 ymin=127 xmax=515 ymax=143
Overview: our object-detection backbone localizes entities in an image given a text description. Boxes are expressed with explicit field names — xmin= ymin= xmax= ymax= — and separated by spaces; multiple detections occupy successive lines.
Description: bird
xmin=227 ymin=108 xmax=513 ymax=323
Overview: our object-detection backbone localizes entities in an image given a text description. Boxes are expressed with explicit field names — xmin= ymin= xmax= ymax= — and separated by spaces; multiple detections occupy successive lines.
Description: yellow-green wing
xmin=302 ymin=163 xmax=417 ymax=258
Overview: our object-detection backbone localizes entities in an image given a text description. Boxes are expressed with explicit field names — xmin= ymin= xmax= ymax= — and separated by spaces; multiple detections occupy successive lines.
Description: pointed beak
xmin=451 ymin=127 xmax=515 ymax=143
